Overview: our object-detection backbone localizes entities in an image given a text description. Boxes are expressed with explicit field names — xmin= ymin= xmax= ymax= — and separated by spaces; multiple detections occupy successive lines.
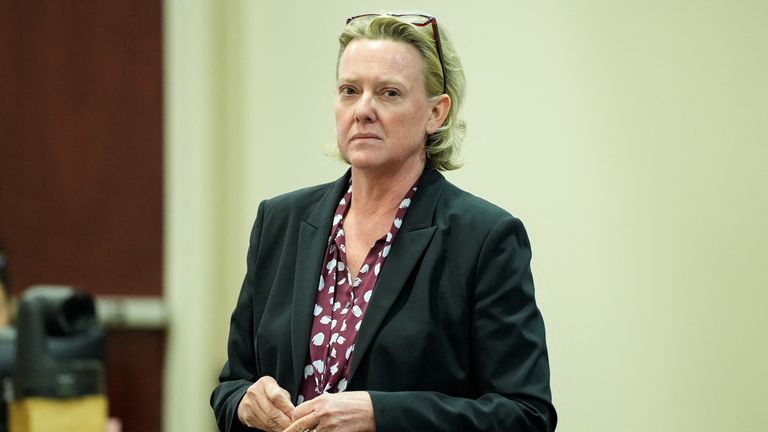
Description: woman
xmin=211 ymin=14 xmax=556 ymax=432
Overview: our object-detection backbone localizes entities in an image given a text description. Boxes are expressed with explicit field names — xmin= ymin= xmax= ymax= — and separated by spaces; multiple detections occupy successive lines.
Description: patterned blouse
xmin=298 ymin=181 xmax=418 ymax=403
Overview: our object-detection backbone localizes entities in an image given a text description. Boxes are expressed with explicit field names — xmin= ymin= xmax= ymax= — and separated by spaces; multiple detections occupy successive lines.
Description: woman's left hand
xmin=282 ymin=391 xmax=376 ymax=432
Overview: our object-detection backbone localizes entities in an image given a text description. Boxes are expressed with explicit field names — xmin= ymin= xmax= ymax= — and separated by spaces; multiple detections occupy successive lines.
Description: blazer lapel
xmin=347 ymin=169 xmax=446 ymax=381
xmin=289 ymin=170 xmax=351 ymax=398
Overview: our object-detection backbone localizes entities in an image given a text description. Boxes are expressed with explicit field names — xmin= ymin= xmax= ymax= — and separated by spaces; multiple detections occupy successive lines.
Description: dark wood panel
xmin=0 ymin=0 xmax=164 ymax=297
xmin=106 ymin=329 xmax=165 ymax=432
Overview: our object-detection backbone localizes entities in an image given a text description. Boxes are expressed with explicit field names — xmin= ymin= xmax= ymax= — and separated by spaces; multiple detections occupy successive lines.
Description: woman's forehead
xmin=338 ymin=39 xmax=423 ymax=83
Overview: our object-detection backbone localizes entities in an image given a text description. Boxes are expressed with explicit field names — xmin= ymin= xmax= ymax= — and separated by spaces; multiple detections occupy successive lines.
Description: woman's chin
xmin=346 ymin=153 xmax=383 ymax=170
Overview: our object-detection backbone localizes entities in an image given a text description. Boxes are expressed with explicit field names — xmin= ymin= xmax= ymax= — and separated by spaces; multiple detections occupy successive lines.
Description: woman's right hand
xmin=237 ymin=376 xmax=295 ymax=432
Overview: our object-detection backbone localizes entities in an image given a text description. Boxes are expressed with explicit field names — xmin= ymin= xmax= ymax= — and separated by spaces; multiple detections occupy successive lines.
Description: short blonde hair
xmin=337 ymin=14 xmax=466 ymax=171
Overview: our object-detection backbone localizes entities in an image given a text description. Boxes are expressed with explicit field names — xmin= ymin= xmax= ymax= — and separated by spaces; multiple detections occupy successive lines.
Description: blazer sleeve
xmin=210 ymin=201 xmax=266 ymax=432
xmin=368 ymin=215 xmax=557 ymax=431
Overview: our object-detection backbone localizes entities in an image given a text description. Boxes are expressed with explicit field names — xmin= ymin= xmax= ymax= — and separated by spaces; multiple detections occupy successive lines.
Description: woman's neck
xmin=349 ymin=157 xmax=425 ymax=217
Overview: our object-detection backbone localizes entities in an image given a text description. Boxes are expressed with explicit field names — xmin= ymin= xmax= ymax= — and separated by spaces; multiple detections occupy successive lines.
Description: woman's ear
xmin=427 ymin=94 xmax=451 ymax=134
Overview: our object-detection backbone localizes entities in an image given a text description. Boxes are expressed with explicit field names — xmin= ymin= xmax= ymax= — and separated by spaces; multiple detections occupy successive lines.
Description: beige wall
xmin=163 ymin=1 xmax=768 ymax=431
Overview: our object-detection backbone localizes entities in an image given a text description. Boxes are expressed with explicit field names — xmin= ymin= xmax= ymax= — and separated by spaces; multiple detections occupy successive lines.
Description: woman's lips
xmin=350 ymin=133 xmax=381 ymax=141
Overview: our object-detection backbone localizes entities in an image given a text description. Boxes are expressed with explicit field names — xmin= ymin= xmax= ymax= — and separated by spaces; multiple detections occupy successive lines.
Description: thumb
xmin=274 ymin=388 xmax=295 ymax=417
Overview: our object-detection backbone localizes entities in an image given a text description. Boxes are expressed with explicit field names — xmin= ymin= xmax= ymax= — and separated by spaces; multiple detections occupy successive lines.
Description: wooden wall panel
xmin=106 ymin=329 xmax=166 ymax=432
xmin=0 ymin=1 xmax=163 ymax=297
xmin=0 ymin=2 xmax=165 ymax=431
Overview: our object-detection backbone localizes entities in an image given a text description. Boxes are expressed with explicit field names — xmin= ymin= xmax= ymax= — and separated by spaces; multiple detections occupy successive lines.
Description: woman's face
xmin=336 ymin=39 xmax=442 ymax=173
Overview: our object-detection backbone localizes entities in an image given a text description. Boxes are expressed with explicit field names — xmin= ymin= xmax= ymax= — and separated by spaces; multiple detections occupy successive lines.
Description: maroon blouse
xmin=298 ymin=182 xmax=418 ymax=403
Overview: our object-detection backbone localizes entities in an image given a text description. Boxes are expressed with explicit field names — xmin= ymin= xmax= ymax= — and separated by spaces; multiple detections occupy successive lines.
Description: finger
xmin=282 ymin=411 xmax=320 ymax=432
xmin=265 ymin=381 xmax=295 ymax=418
xmin=255 ymin=379 xmax=293 ymax=430
xmin=238 ymin=382 xmax=264 ymax=427
xmin=281 ymin=388 xmax=293 ymax=408
xmin=254 ymin=387 xmax=293 ymax=431
xmin=291 ymin=396 xmax=315 ymax=422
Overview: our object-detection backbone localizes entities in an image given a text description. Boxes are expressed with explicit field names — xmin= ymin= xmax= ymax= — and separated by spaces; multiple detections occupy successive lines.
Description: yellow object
xmin=9 ymin=395 xmax=107 ymax=432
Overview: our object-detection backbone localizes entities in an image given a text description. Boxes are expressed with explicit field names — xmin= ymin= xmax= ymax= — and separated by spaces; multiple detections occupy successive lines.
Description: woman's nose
xmin=353 ymin=93 xmax=376 ymax=123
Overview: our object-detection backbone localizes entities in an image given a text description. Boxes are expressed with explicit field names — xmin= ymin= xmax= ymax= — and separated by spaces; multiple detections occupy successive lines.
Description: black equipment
xmin=0 ymin=286 xmax=105 ymax=432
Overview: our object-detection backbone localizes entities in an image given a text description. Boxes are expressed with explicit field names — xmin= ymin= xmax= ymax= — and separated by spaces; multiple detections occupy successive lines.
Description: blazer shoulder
xmin=263 ymin=181 xmax=333 ymax=210
xmin=438 ymin=180 xmax=520 ymax=228
xmin=262 ymin=182 xmax=335 ymax=218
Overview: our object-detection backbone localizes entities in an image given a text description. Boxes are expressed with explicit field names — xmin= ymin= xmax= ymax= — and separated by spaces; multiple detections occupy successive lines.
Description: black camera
xmin=0 ymin=286 xmax=105 ymax=432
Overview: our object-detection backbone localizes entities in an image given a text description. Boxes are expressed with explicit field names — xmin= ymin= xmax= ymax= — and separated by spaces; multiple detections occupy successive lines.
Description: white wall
xmin=163 ymin=1 xmax=768 ymax=431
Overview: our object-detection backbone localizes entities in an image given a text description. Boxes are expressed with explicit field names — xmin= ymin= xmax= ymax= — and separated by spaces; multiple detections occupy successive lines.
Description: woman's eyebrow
xmin=337 ymin=77 xmax=409 ymax=89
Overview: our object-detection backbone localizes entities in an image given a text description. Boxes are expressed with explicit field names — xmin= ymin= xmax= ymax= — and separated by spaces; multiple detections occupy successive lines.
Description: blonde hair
xmin=336 ymin=14 xmax=466 ymax=171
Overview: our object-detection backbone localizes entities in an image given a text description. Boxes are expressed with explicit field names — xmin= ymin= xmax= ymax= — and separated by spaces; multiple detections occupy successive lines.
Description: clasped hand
xmin=237 ymin=376 xmax=376 ymax=432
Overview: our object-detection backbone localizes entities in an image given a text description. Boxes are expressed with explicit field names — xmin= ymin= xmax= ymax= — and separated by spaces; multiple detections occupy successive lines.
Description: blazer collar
xmin=306 ymin=169 xmax=352 ymax=229
xmin=346 ymin=168 xmax=444 ymax=380
xmin=289 ymin=169 xmax=352 ymax=398
xmin=303 ymin=168 xmax=445 ymax=229
xmin=288 ymin=168 xmax=446 ymax=397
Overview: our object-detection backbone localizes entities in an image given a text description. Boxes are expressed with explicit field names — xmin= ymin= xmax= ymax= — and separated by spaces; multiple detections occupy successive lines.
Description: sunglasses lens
xmin=395 ymin=15 xmax=432 ymax=26
xmin=347 ymin=14 xmax=431 ymax=26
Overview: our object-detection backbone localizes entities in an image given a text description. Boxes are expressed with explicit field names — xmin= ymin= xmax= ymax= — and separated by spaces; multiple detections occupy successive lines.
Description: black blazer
xmin=211 ymin=169 xmax=557 ymax=431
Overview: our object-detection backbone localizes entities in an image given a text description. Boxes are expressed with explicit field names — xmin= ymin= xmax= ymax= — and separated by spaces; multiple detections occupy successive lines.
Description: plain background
xmin=163 ymin=1 xmax=768 ymax=431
